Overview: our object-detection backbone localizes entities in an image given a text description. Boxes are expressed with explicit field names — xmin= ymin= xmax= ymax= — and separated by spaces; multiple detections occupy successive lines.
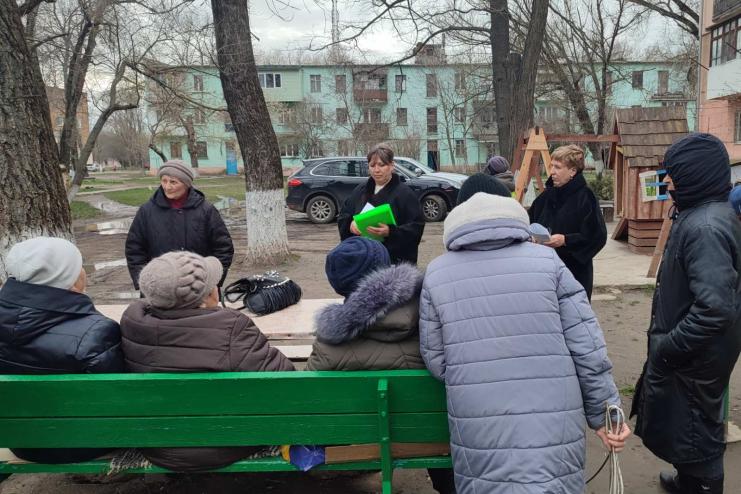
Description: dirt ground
xmin=2 ymin=204 xmax=740 ymax=494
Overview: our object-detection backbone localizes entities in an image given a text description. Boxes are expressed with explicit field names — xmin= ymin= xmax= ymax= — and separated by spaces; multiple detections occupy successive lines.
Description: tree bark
xmin=0 ymin=0 xmax=72 ymax=279
xmin=181 ymin=115 xmax=200 ymax=169
xmin=211 ymin=0 xmax=290 ymax=264
xmin=490 ymin=0 xmax=549 ymax=165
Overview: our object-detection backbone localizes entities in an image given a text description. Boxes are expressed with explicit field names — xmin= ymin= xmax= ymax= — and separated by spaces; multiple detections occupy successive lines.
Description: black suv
xmin=286 ymin=157 xmax=462 ymax=223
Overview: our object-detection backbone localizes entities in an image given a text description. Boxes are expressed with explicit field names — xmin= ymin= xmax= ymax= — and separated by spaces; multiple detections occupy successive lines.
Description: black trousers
xmin=675 ymin=455 xmax=724 ymax=493
xmin=428 ymin=467 xmax=456 ymax=494
xmin=563 ymin=258 xmax=594 ymax=301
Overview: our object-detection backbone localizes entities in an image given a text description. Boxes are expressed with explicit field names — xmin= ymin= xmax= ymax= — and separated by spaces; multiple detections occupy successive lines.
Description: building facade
xmin=698 ymin=0 xmax=741 ymax=162
xmin=145 ymin=60 xmax=696 ymax=171
xmin=46 ymin=86 xmax=90 ymax=151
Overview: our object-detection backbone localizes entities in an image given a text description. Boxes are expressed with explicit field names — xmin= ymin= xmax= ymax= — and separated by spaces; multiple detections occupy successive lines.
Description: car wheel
xmin=422 ymin=194 xmax=448 ymax=222
xmin=306 ymin=195 xmax=337 ymax=224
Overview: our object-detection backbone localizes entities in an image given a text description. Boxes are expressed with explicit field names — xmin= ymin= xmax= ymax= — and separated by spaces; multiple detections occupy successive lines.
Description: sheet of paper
xmin=360 ymin=202 xmax=374 ymax=213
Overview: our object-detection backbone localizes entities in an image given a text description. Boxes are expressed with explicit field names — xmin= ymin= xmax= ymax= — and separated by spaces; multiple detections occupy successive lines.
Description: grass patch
xmin=70 ymin=201 xmax=103 ymax=220
xmin=104 ymin=188 xmax=158 ymax=206
xmin=619 ymin=385 xmax=636 ymax=397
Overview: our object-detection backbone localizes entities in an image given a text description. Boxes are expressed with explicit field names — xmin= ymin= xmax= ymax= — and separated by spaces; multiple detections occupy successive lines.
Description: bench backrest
xmin=0 ymin=370 xmax=449 ymax=449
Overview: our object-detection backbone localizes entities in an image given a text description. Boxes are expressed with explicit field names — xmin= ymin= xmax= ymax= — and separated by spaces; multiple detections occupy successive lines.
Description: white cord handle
xmin=605 ymin=404 xmax=625 ymax=494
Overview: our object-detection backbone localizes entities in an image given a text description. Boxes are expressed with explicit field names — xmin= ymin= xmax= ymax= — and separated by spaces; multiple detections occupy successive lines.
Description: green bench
xmin=0 ymin=370 xmax=452 ymax=493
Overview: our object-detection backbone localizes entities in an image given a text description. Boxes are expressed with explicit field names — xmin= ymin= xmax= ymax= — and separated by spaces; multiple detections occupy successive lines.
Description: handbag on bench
xmin=222 ymin=271 xmax=302 ymax=316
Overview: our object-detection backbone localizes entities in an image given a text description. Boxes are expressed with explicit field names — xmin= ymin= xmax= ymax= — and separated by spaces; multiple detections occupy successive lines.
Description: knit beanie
xmin=486 ymin=155 xmax=510 ymax=175
xmin=325 ymin=237 xmax=391 ymax=297
xmin=6 ymin=237 xmax=83 ymax=290
xmin=444 ymin=192 xmax=530 ymax=248
xmin=731 ymin=184 xmax=741 ymax=215
xmin=139 ymin=251 xmax=223 ymax=310
xmin=457 ymin=173 xmax=512 ymax=205
xmin=158 ymin=160 xmax=194 ymax=187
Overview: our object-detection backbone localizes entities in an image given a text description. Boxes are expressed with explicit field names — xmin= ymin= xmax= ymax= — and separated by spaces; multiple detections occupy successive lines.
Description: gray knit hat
xmin=6 ymin=237 xmax=83 ymax=290
xmin=158 ymin=160 xmax=194 ymax=187
xmin=139 ymin=251 xmax=222 ymax=309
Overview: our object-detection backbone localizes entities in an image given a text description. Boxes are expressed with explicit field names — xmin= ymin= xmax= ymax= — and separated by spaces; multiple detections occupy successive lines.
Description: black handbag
xmin=222 ymin=271 xmax=302 ymax=316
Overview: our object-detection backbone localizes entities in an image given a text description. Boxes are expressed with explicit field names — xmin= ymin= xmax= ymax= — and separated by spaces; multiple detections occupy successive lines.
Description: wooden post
xmin=647 ymin=217 xmax=672 ymax=278
xmin=515 ymin=127 xmax=551 ymax=204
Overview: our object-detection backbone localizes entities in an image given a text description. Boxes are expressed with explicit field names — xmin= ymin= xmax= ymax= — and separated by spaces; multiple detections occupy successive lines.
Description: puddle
xmin=108 ymin=291 xmax=141 ymax=300
xmin=213 ymin=196 xmax=240 ymax=210
xmin=93 ymin=258 xmax=127 ymax=271
xmin=85 ymin=218 xmax=133 ymax=235
xmin=86 ymin=198 xmax=139 ymax=215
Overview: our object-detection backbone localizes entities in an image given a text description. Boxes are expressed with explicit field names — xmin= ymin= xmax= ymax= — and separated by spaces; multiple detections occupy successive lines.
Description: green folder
xmin=353 ymin=203 xmax=397 ymax=241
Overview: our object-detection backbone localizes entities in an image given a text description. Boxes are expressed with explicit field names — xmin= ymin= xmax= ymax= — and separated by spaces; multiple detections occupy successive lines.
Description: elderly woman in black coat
xmin=125 ymin=160 xmax=234 ymax=291
xmin=337 ymin=143 xmax=425 ymax=264
xmin=528 ymin=145 xmax=606 ymax=299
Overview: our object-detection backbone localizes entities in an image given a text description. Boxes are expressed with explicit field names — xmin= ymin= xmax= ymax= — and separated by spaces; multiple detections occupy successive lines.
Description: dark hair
xmin=367 ymin=142 xmax=394 ymax=165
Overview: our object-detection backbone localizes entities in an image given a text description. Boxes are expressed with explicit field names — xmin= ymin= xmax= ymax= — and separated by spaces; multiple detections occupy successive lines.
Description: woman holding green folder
xmin=338 ymin=143 xmax=425 ymax=264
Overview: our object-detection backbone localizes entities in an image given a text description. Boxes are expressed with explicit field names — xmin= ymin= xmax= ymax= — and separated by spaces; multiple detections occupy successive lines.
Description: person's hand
xmin=366 ymin=223 xmax=390 ymax=237
xmin=350 ymin=220 xmax=361 ymax=236
xmin=595 ymin=423 xmax=631 ymax=453
xmin=544 ymin=234 xmax=565 ymax=248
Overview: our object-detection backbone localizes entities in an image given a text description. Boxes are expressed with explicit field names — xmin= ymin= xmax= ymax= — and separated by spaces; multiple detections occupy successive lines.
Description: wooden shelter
xmin=608 ymin=107 xmax=688 ymax=254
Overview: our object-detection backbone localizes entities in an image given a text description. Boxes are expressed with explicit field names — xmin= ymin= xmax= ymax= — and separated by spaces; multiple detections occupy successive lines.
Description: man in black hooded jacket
xmin=631 ymin=133 xmax=741 ymax=494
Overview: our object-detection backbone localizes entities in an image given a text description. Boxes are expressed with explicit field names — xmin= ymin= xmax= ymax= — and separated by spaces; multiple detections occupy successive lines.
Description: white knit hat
xmin=6 ymin=237 xmax=83 ymax=290
xmin=443 ymin=192 xmax=530 ymax=247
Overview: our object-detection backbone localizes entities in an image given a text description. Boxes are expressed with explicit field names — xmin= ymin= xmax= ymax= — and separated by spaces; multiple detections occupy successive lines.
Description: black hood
xmin=152 ymin=186 xmax=206 ymax=209
xmin=0 ymin=278 xmax=101 ymax=344
xmin=664 ymin=133 xmax=731 ymax=210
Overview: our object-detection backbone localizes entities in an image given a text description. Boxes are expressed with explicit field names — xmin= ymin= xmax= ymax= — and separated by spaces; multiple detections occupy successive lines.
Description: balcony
xmin=713 ymin=0 xmax=741 ymax=21
xmin=707 ymin=58 xmax=741 ymax=99
xmin=473 ymin=122 xmax=498 ymax=139
xmin=353 ymin=88 xmax=387 ymax=103
xmin=356 ymin=123 xmax=389 ymax=141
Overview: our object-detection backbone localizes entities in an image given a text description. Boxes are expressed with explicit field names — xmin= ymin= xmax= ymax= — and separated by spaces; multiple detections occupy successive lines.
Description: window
xmin=736 ymin=110 xmax=741 ymax=143
xmin=632 ymin=70 xmax=644 ymax=89
xmin=395 ymin=74 xmax=406 ymax=93
xmin=280 ymin=143 xmax=300 ymax=157
xmin=605 ymin=71 xmax=613 ymax=94
xmin=313 ymin=160 xmax=364 ymax=177
xmin=193 ymin=75 xmax=204 ymax=92
xmin=363 ymin=107 xmax=382 ymax=124
xmin=194 ymin=108 xmax=206 ymax=125
xmin=454 ymin=106 xmax=466 ymax=123
xmin=426 ymin=74 xmax=438 ymax=97
xmin=710 ymin=17 xmax=740 ymax=66
xmin=196 ymin=141 xmax=208 ymax=159
xmin=455 ymin=139 xmax=466 ymax=159
xmin=427 ymin=107 xmax=438 ymax=134
xmin=337 ymin=140 xmax=354 ymax=156
xmin=537 ymin=105 xmax=559 ymax=121
xmin=279 ymin=107 xmax=295 ymax=125
xmin=454 ymin=71 xmax=465 ymax=92
xmin=310 ymin=74 xmax=322 ymax=93
xmin=396 ymin=107 xmax=408 ymax=126
xmin=258 ymin=73 xmax=282 ymax=88
xmin=55 ymin=116 xmax=64 ymax=127
xmin=336 ymin=107 xmax=348 ymax=124
xmin=335 ymin=74 xmax=346 ymax=93
xmin=661 ymin=101 xmax=687 ymax=108
xmin=478 ymin=105 xmax=496 ymax=126
xmin=310 ymin=106 xmax=323 ymax=124
xmin=170 ymin=141 xmax=182 ymax=159
xmin=658 ymin=70 xmax=669 ymax=95
xmin=308 ymin=142 xmax=324 ymax=158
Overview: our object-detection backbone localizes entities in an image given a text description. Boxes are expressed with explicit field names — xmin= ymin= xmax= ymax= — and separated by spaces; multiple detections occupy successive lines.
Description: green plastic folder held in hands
xmin=353 ymin=203 xmax=397 ymax=241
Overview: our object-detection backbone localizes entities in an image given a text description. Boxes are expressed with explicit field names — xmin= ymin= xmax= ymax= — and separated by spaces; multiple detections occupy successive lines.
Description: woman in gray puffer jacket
xmin=419 ymin=192 xmax=629 ymax=494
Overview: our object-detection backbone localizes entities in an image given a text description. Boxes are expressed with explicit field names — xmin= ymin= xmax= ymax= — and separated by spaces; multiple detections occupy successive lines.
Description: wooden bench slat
xmin=0 ymin=371 xmax=446 ymax=418
xmin=0 ymin=455 xmax=453 ymax=475
xmin=0 ymin=412 xmax=449 ymax=448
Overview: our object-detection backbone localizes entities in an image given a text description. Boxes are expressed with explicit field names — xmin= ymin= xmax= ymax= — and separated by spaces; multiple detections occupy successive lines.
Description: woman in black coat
xmin=528 ymin=145 xmax=606 ymax=299
xmin=125 ymin=160 xmax=234 ymax=290
xmin=337 ymin=143 xmax=425 ymax=264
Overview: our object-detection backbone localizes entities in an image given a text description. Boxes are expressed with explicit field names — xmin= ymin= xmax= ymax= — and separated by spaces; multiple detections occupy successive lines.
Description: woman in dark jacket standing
xmin=125 ymin=160 xmax=234 ymax=290
xmin=337 ymin=143 xmax=425 ymax=264
xmin=631 ymin=133 xmax=741 ymax=494
xmin=528 ymin=145 xmax=606 ymax=299
xmin=120 ymin=251 xmax=294 ymax=472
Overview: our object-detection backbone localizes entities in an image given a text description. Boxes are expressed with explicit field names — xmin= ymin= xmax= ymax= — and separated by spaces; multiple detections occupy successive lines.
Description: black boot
xmin=680 ymin=474 xmax=724 ymax=494
xmin=660 ymin=471 xmax=683 ymax=493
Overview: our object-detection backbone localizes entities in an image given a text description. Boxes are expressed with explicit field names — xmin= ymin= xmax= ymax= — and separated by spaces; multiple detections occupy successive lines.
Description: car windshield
xmin=396 ymin=158 xmax=436 ymax=175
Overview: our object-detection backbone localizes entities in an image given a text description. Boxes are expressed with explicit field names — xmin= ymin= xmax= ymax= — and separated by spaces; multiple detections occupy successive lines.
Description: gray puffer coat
xmin=420 ymin=201 xmax=620 ymax=494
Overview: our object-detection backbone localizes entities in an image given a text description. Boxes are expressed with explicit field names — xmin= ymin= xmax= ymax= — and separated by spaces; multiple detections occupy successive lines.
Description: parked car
xmin=394 ymin=156 xmax=470 ymax=184
xmin=286 ymin=157 xmax=463 ymax=224
xmin=86 ymin=163 xmax=102 ymax=173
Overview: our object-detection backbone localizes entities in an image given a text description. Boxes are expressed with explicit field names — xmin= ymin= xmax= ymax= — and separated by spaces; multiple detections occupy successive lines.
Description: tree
xmin=0 ymin=0 xmax=71 ymax=279
xmin=211 ymin=0 xmax=290 ymax=264
xmin=626 ymin=0 xmax=698 ymax=38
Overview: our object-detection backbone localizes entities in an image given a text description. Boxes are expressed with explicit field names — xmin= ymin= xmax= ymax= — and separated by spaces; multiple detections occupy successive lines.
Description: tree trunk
xmin=211 ymin=0 xmax=290 ymax=264
xmin=150 ymin=143 xmax=168 ymax=162
xmin=490 ymin=0 xmax=549 ymax=165
xmin=182 ymin=116 xmax=200 ymax=169
xmin=0 ymin=1 xmax=72 ymax=279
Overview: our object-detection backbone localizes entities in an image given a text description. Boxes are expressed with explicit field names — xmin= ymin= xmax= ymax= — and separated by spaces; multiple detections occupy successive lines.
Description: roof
xmin=612 ymin=106 xmax=688 ymax=168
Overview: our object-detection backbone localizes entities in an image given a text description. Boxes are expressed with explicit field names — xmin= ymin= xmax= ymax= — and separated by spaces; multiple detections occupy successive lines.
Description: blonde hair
xmin=551 ymin=144 xmax=585 ymax=173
